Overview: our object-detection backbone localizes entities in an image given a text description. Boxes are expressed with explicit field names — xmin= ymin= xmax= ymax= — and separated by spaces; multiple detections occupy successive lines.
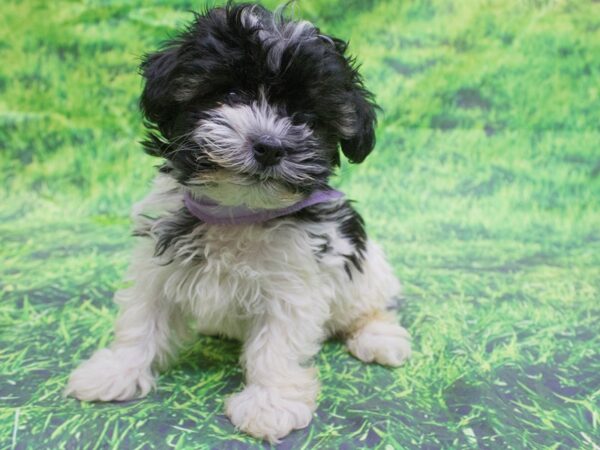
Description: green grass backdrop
xmin=1 ymin=0 xmax=599 ymax=448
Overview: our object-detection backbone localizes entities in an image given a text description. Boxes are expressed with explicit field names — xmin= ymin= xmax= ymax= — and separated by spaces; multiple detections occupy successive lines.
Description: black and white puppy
xmin=66 ymin=3 xmax=411 ymax=442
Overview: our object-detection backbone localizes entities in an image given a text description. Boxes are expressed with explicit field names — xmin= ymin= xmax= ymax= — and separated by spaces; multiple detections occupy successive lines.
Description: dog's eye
xmin=225 ymin=91 xmax=241 ymax=102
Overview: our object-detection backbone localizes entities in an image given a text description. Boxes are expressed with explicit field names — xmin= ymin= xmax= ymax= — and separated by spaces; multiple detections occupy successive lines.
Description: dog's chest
xmin=198 ymin=223 xmax=313 ymax=275
xmin=166 ymin=222 xmax=323 ymax=325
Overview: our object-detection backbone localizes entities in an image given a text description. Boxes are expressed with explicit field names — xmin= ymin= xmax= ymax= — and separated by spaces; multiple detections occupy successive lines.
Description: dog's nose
xmin=253 ymin=138 xmax=286 ymax=166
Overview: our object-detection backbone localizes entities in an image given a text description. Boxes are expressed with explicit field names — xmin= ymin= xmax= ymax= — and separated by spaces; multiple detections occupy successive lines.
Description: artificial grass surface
xmin=1 ymin=0 xmax=600 ymax=448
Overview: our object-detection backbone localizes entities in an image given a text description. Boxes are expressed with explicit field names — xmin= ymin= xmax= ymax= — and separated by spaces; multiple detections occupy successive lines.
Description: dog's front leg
xmin=225 ymin=294 xmax=326 ymax=442
xmin=65 ymin=248 xmax=188 ymax=402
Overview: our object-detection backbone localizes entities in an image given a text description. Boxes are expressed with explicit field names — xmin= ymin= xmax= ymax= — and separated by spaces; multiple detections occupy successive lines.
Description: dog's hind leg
xmin=345 ymin=310 xmax=412 ymax=367
xmin=329 ymin=240 xmax=412 ymax=367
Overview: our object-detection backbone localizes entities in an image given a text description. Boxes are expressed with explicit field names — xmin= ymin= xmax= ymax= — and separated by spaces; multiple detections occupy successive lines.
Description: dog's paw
xmin=225 ymin=384 xmax=315 ymax=443
xmin=64 ymin=348 xmax=155 ymax=402
xmin=346 ymin=321 xmax=412 ymax=366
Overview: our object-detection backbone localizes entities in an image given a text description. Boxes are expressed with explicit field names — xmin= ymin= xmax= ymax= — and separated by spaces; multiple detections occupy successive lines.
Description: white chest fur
xmin=160 ymin=222 xmax=328 ymax=338
xmin=129 ymin=175 xmax=399 ymax=339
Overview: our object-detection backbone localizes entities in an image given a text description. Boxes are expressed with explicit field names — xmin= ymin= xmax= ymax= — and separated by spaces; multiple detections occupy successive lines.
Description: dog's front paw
xmin=65 ymin=348 xmax=154 ymax=402
xmin=347 ymin=321 xmax=412 ymax=366
xmin=225 ymin=385 xmax=315 ymax=442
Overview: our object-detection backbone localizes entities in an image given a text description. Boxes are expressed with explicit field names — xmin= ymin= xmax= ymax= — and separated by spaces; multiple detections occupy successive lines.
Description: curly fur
xmin=66 ymin=3 xmax=411 ymax=443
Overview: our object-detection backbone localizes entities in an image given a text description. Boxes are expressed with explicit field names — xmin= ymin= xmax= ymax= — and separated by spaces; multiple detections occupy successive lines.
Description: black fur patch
xmin=309 ymin=232 xmax=333 ymax=259
xmin=154 ymin=208 xmax=200 ymax=258
xmin=294 ymin=199 xmax=367 ymax=278
xmin=133 ymin=208 xmax=202 ymax=263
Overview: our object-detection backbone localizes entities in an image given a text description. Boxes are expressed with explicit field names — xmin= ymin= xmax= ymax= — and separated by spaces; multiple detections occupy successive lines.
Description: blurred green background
xmin=1 ymin=0 xmax=599 ymax=448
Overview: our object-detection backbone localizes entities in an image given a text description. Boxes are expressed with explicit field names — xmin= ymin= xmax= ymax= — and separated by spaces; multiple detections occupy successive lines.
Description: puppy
xmin=66 ymin=3 xmax=411 ymax=442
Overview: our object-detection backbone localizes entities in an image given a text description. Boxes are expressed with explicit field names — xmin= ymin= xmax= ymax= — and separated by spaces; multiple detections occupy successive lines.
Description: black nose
xmin=253 ymin=139 xmax=286 ymax=166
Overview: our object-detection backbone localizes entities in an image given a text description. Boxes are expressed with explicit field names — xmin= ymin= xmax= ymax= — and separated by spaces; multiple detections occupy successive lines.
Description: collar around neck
xmin=183 ymin=189 xmax=344 ymax=225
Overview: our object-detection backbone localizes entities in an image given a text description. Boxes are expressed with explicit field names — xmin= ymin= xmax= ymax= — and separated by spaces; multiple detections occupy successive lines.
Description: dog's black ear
xmin=340 ymin=86 xmax=377 ymax=164
xmin=331 ymin=38 xmax=378 ymax=164
xmin=139 ymin=46 xmax=180 ymax=136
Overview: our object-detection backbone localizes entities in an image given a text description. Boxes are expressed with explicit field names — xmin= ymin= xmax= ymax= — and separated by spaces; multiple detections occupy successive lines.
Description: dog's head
xmin=140 ymin=3 xmax=378 ymax=208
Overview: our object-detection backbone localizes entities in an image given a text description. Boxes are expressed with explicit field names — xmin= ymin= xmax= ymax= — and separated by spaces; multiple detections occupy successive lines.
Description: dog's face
xmin=140 ymin=3 xmax=377 ymax=208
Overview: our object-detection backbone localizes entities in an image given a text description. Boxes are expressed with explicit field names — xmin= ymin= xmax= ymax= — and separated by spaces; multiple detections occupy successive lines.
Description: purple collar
xmin=183 ymin=189 xmax=344 ymax=225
